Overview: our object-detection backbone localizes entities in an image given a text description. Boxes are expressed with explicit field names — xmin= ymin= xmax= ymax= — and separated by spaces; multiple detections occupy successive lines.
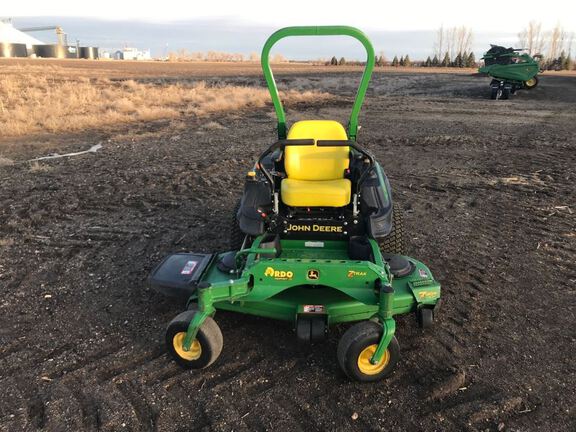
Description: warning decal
xmin=181 ymin=260 xmax=198 ymax=275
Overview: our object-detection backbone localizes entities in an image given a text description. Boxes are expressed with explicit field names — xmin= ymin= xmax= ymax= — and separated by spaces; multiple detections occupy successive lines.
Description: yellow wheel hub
xmin=357 ymin=344 xmax=390 ymax=375
xmin=526 ymin=78 xmax=536 ymax=87
xmin=173 ymin=332 xmax=201 ymax=361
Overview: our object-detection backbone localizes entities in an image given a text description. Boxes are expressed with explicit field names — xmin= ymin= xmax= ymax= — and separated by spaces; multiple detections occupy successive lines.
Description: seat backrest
xmin=285 ymin=120 xmax=350 ymax=181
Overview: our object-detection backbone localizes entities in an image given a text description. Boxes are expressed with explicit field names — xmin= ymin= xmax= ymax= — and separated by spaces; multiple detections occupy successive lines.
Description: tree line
xmin=168 ymin=22 xmax=574 ymax=70
xmin=167 ymin=50 xmax=287 ymax=63
xmin=326 ymin=52 xmax=476 ymax=68
xmin=328 ymin=22 xmax=575 ymax=70
xmin=326 ymin=54 xmax=388 ymax=66
xmin=518 ymin=21 xmax=574 ymax=70
xmin=423 ymin=25 xmax=476 ymax=67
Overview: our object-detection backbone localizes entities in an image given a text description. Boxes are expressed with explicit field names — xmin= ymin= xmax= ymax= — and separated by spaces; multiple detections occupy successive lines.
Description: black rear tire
xmin=378 ymin=203 xmax=405 ymax=255
xmin=490 ymin=86 xmax=498 ymax=100
xmin=501 ymin=87 xmax=510 ymax=100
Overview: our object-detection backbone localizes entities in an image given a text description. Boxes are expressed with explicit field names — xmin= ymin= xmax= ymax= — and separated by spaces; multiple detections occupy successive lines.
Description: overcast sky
xmin=4 ymin=0 xmax=575 ymax=59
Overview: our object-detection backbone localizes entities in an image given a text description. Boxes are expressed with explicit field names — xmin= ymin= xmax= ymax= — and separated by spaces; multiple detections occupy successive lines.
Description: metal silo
xmin=79 ymin=46 xmax=99 ymax=59
xmin=0 ymin=42 xmax=28 ymax=57
xmin=33 ymin=44 xmax=78 ymax=58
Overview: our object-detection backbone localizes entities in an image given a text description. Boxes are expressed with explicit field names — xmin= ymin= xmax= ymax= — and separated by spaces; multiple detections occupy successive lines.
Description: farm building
xmin=0 ymin=20 xmax=44 ymax=57
xmin=121 ymin=47 xmax=152 ymax=60
xmin=1 ymin=19 xmax=99 ymax=59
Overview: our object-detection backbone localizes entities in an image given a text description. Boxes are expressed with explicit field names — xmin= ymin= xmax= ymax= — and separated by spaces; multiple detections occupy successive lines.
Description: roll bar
xmin=261 ymin=26 xmax=375 ymax=142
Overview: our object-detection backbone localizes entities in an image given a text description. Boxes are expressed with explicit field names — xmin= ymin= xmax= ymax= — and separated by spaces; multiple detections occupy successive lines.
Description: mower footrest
xmin=148 ymin=253 xmax=214 ymax=300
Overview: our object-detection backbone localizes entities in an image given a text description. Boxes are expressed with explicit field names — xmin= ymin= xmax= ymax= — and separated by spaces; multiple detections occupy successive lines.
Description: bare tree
xmin=434 ymin=25 xmax=472 ymax=62
xmin=446 ymin=27 xmax=456 ymax=59
xmin=433 ymin=25 xmax=444 ymax=59
xmin=547 ymin=24 xmax=567 ymax=61
xmin=454 ymin=26 xmax=473 ymax=57
xmin=567 ymin=32 xmax=575 ymax=56
xmin=518 ymin=21 xmax=545 ymax=55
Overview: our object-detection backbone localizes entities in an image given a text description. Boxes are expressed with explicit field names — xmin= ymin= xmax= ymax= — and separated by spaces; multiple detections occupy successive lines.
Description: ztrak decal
xmin=418 ymin=291 xmax=437 ymax=299
xmin=264 ymin=266 xmax=294 ymax=281
xmin=307 ymin=269 xmax=320 ymax=280
xmin=347 ymin=270 xmax=367 ymax=278
xmin=287 ymin=224 xmax=343 ymax=233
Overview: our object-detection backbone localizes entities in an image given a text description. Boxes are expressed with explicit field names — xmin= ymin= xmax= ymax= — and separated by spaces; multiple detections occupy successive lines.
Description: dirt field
xmin=0 ymin=66 xmax=575 ymax=432
xmin=0 ymin=58 xmax=484 ymax=79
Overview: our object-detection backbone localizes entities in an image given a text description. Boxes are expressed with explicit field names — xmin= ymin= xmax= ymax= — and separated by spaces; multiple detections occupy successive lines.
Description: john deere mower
xmin=479 ymin=44 xmax=540 ymax=99
xmin=149 ymin=26 xmax=441 ymax=382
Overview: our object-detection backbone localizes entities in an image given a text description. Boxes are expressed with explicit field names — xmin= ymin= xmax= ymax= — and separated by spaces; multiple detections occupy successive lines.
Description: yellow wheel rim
xmin=357 ymin=344 xmax=390 ymax=375
xmin=526 ymin=78 xmax=536 ymax=87
xmin=172 ymin=332 xmax=201 ymax=361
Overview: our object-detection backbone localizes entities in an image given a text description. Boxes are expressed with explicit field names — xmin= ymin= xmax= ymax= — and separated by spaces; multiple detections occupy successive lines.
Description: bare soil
xmin=0 ymin=70 xmax=575 ymax=432
xmin=0 ymin=58 xmax=483 ymax=79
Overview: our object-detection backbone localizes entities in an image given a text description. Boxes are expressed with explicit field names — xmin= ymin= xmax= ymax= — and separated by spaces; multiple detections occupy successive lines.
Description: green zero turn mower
xmin=149 ymin=26 xmax=441 ymax=382
xmin=479 ymin=45 xmax=541 ymax=100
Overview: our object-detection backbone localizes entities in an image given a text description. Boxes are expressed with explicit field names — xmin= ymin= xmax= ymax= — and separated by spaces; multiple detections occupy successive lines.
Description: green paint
xmin=183 ymin=236 xmax=440 ymax=354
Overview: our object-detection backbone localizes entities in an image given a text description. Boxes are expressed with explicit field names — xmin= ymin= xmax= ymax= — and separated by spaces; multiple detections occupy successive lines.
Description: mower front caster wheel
xmin=337 ymin=321 xmax=399 ymax=382
xmin=166 ymin=310 xmax=223 ymax=369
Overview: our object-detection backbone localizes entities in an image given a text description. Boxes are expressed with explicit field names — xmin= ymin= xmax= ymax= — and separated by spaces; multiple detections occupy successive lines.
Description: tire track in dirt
xmin=65 ymin=378 xmax=102 ymax=430
xmin=116 ymin=381 xmax=159 ymax=431
xmin=1 ymin=73 xmax=575 ymax=431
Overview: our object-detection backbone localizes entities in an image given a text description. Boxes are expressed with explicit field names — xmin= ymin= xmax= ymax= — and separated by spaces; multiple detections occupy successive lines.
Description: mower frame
xmin=150 ymin=26 xmax=442 ymax=380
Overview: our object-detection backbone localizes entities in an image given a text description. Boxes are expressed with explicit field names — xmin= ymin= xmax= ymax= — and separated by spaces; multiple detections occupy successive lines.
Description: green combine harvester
xmin=149 ymin=26 xmax=441 ymax=382
xmin=479 ymin=45 xmax=541 ymax=99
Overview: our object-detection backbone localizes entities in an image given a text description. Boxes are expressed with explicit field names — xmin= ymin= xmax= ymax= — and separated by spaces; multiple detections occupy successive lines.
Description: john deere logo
xmin=264 ymin=267 xmax=293 ymax=281
xmin=307 ymin=269 xmax=319 ymax=280
xmin=287 ymin=224 xmax=343 ymax=233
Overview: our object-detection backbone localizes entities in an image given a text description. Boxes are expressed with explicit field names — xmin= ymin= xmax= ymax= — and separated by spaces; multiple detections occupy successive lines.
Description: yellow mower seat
xmin=281 ymin=120 xmax=351 ymax=207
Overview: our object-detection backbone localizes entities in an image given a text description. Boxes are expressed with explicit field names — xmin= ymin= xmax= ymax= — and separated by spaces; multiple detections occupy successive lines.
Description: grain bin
xmin=79 ymin=46 xmax=99 ymax=59
xmin=33 ymin=44 xmax=78 ymax=58
xmin=0 ymin=42 xmax=28 ymax=57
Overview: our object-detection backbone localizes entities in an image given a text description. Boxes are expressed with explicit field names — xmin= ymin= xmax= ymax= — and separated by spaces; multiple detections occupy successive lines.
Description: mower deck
xmin=208 ymin=240 xmax=439 ymax=324
xmin=151 ymin=236 xmax=440 ymax=340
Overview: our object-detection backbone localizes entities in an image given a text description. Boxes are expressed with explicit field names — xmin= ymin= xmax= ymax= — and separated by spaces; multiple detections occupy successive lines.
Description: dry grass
xmin=0 ymin=156 xmax=14 ymax=166
xmin=202 ymin=121 xmax=227 ymax=130
xmin=28 ymin=161 xmax=51 ymax=172
xmin=0 ymin=64 xmax=330 ymax=138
